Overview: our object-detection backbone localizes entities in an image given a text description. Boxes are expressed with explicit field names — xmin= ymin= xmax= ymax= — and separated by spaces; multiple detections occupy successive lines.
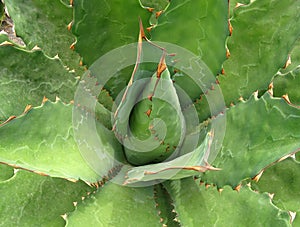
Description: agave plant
xmin=0 ymin=0 xmax=300 ymax=226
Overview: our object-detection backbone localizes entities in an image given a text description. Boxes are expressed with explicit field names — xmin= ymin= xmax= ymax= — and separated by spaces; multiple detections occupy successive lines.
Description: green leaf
xmin=4 ymin=0 xmax=82 ymax=71
xmin=150 ymin=0 xmax=228 ymax=76
xmin=0 ymin=163 xmax=14 ymax=182
xmin=252 ymin=158 xmax=300 ymax=213
xmin=72 ymin=0 xmax=150 ymax=66
xmin=0 ymin=37 xmax=78 ymax=121
xmin=123 ymin=131 xmax=216 ymax=185
xmin=153 ymin=184 xmax=179 ymax=227
xmin=201 ymin=92 xmax=300 ymax=187
xmin=0 ymin=168 xmax=93 ymax=226
xmin=219 ymin=0 xmax=300 ymax=104
xmin=164 ymin=177 xmax=291 ymax=226
xmin=66 ymin=182 xmax=160 ymax=226
xmin=0 ymin=100 xmax=106 ymax=182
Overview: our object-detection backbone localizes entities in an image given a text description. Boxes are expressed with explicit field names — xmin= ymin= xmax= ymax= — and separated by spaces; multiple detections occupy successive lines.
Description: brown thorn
xmin=226 ymin=46 xmax=230 ymax=58
xmin=70 ymin=42 xmax=75 ymax=50
xmin=147 ymin=7 xmax=154 ymax=12
xmin=268 ymin=82 xmax=274 ymax=96
xmin=23 ymin=105 xmax=32 ymax=114
xmin=252 ymin=170 xmax=264 ymax=182
xmin=156 ymin=10 xmax=163 ymax=18
xmin=221 ymin=68 xmax=225 ymax=75
xmin=235 ymin=3 xmax=246 ymax=8
xmin=283 ymin=54 xmax=291 ymax=69
xmin=145 ymin=109 xmax=152 ymax=117
xmin=234 ymin=184 xmax=241 ymax=192
xmin=148 ymin=94 xmax=153 ymax=101
xmin=282 ymin=94 xmax=291 ymax=104
xmin=42 ymin=96 xmax=49 ymax=104
xmin=157 ymin=54 xmax=167 ymax=78
xmin=67 ymin=21 xmax=73 ymax=31
xmin=228 ymin=20 xmax=233 ymax=36
xmin=0 ymin=116 xmax=16 ymax=127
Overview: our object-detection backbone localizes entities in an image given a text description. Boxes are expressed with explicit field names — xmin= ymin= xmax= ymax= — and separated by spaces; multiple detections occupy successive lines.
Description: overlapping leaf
xmin=163 ymin=178 xmax=291 ymax=226
xmin=0 ymin=100 xmax=116 ymax=182
xmin=66 ymin=182 xmax=160 ymax=226
xmin=0 ymin=36 xmax=78 ymax=121
xmin=201 ymin=92 xmax=300 ymax=187
xmin=219 ymin=0 xmax=300 ymax=105
xmin=4 ymin=0 xmax=82 ymax=71
xmin=0 ymin=166 xmax=93 ymax=226
xmin=252 ymin=158 xmax=300 ymax=217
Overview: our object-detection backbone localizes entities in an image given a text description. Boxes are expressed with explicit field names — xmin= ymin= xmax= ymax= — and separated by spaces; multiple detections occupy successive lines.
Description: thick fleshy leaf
xmin=0 ymin=37 xmax=78 ymax=121
xmin=4 ymin=0 xmax=82 ymax=71
xmin=0 ymin=168 xmax=93 ymax=226
xmin=252 ymin=158 xmax=300 ymax=214
xmin=66 ymin=182 xmax=160 ymax=226
xmin=219 ymin=0 xmax=300 ymax=104
xmin=153 ymin=184 xmax=179 ymax=227
xmin=72 ymin=0 xmax=150 ymax=66
xmin=0 ymin=100 xmax=118 ymax=182
xmin=201 ymin=92 xmax=300 ymax=187
xmin=150 ymin=0 xmax=228 ymax=76
xmin=115 ymin=65 xmax=185 ymax=165
xmin=123 ymin=132 xmax=216 ymax=185
xmin=163 ymin=178 xmax=291 ymax=226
